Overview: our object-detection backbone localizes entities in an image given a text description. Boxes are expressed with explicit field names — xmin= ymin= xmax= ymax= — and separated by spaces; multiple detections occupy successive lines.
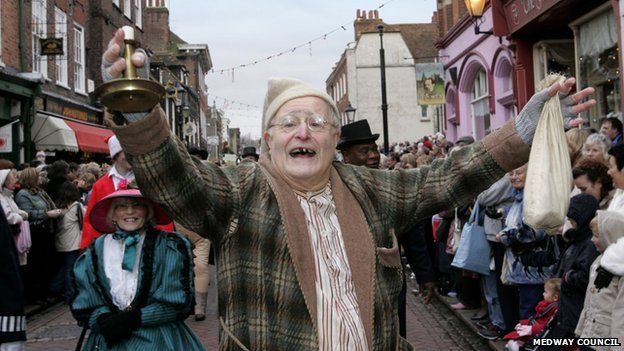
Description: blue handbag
xmin=451 ymin=201 xmax=491 ymax=275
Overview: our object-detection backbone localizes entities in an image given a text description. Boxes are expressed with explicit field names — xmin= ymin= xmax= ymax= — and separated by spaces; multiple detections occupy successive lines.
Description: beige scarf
xmin=258 ymin=155 xmax=376 ymax=348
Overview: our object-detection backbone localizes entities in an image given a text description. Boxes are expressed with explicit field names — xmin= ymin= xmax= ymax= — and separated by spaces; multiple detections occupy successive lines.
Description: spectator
xmin=68 ymin=162 xmax=80 ymax=182
xmin=15 ymin=167 xmax=63 ymax=304
xmin=399 ymin=153 xmax=417 ymax=169
xmin=600 ymin=117 xmax=623 ymax=146
xmin=49 ymin=182 xmax=83 ymax=303
xmin=582 ymin=133 xmax=612 ymax=164
xmin=566 ymin=128 xmax=590 ymax=167
xmin=575 ymin=210 xmax=624 ymax=349
xmin=0 ymin=207 xmax=27 ymax=351
xmin=606 ymin=144 xmax=624 ymax=213
xmin=76 ymin=172 xmax=96 ymax=205
xmin=45 ymin=160 xmax=70 ymax=204
xmin=497 ymin=164 xmax=555 ymax=321
xmin=549 ymin=194 xmax=599 ymax=341
xmin=572 ymin=159 xmax=614 ymax=209
xmin=476 ymin=176 xmax=516 ymax=340
xmin=504 ymin=278 xmax=560 ymax=351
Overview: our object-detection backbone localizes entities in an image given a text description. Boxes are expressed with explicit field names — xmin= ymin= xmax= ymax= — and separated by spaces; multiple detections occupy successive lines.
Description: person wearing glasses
xmin=100 ymin=28 xmax=596 ymax=350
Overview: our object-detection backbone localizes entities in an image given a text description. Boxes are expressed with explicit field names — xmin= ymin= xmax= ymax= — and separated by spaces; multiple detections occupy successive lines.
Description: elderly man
xmin=338 ymin=119 xmax=437 ymax=338
xmin=102 ymin=28 xmax=594 ymax=350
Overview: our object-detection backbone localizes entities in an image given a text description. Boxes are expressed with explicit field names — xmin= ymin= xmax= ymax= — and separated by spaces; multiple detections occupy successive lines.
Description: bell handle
xmin=123 ymin=40 xmax=138 ymax=79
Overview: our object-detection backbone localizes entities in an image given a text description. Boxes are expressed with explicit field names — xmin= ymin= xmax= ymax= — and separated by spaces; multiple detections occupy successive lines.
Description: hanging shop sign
xmin=40 ymin=38 xmax=64 ymax=56
xmin=415 ymin=63 xmax=445 ymax=106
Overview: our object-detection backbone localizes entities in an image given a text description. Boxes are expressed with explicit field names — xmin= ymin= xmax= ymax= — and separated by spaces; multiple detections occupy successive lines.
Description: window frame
xmin=123 ymin=0 xmax=132 ymax=18
xmin=134 ymin=0 xmax=142 ymax=28
xmin=32 ymin=0 xmax=48 ymax=78
xmin=73 ymin=24 xmax=86 ymax=94
xmin=54 ymin=7 xmax=69 ymax=87
xmin=470 ymin=68 xmax=491 ymax=138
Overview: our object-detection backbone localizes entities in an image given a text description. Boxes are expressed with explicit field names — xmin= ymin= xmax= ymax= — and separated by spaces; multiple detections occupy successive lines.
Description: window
xmin=470 ymin=68 xmax=490 ymax=138
xmin=124 ymin=0 xmax=132 ymax=18
xmin=54 ymin=7 xmax=68 ymax=87
xmin=32 ymin=0 xmax=48 ymax=78
xmin=134 ymin=0 xmax=142 ymax=28
xmin=74 ymin=24 xmax=85 ymax=93
xmin=113 ymin=0 xmax=120 ymax=8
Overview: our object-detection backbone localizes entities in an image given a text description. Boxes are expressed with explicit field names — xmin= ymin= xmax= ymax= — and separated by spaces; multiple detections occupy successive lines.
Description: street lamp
xmin=345 ymin=103 xmax=356 ymax=124
xmin=464 ymin=0 xmax=493 ymax=35
xmin=377 ymin=24 xmax=389 ymax=154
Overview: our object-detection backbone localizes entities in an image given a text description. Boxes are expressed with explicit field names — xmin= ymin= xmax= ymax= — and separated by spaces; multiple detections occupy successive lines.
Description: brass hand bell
xmin=96 ymin=26 xmax=164 ymax=113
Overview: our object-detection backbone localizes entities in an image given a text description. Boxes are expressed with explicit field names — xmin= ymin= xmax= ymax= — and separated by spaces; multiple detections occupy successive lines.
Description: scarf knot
xmin=112 ymin=230 xmax=141 ymax=271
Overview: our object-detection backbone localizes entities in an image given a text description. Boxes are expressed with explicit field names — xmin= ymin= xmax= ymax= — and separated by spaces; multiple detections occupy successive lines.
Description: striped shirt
xmin=296 ymin=184 xmax=368 ymax=351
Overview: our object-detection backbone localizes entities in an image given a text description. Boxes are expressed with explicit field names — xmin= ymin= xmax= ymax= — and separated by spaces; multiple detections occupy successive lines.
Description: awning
xmin=31 ymin=114 xmax=79 ymax=152
xmin=64 ymin=120 xmax=114 ymax=154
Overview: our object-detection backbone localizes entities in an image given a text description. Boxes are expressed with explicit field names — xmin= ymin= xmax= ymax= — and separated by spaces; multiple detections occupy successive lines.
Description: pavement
xmin=24 ymin=266 xmax=498 ymax=350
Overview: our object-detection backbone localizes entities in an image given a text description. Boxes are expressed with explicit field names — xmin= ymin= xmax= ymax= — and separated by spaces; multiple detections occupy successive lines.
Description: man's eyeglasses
xmin=269 ymin=112 xmax=334 ymax=133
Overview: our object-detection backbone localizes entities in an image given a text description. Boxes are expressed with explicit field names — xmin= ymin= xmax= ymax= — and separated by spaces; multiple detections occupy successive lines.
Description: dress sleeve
xmin=70 ymin=247 xmax=112 ymax=331
xmin=139 ymin=232 xmax=195 ymax=327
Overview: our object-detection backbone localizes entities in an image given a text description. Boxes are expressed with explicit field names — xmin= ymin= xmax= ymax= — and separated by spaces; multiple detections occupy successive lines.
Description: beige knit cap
xmin=262 ymin=77 xmax=340 ymax=132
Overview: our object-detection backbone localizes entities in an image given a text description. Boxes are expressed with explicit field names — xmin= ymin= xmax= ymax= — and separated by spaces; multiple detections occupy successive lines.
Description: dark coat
xmin=555 ymin=226 xmax=599 ymax=332
xmin=0 ymin=208 xmax=26 ymax=344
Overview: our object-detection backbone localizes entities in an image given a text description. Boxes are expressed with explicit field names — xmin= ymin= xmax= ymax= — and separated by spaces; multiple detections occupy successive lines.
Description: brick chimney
xmin=142 ymin=1 xmax=170 ymax=52
xmin=354 ymin=9 xmax=383 ymax=41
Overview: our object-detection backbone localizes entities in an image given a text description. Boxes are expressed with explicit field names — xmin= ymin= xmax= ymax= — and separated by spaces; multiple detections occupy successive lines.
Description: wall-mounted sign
xmin=504 ymin=0 xmax=561 ymax=34
xmin=40 ymin=38 xmax=64 ymax=56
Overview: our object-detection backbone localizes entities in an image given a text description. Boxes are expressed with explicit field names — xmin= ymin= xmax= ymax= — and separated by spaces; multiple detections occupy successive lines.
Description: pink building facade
xmin=437 ymin=8 xmax=516 ymax=142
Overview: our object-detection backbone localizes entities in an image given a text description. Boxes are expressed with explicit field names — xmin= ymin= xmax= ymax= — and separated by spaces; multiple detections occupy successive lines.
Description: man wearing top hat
xmin=338 ymin=119 xmax=437 ymax=338
xmin=100 ymin=28 xmax=595 ymax=350
xmin=241 ymin=146 xmax=260 ymax=162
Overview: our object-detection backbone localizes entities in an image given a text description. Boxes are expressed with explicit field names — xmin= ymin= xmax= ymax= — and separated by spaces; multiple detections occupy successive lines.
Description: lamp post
xmin=464 ymin=0 xmax=493 ymax=35
xmin=377 ymin=24 xmax=389 ymax=154
xmin=345 ymin=102 xmax=357 ymax=124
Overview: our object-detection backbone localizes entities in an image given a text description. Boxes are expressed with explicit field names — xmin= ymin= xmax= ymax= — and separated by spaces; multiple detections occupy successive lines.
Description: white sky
xmin=168 ymin=0 xmax=437 ymax=139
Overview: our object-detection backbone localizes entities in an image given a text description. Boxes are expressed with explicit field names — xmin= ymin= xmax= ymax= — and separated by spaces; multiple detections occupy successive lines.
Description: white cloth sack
xmin=523 ymin=74 xmax=573 ymax=233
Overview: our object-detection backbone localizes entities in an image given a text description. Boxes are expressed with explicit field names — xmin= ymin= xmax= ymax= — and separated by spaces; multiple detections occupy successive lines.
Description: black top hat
xmin=336 ymin=120 xmax=380 ymax=150
xmin=241 ymin=146 xmax=259 ymax=158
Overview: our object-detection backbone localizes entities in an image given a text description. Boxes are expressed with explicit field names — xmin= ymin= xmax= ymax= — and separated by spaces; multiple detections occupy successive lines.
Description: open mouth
xmin=123 ymin=217 xmax=140 ymax=223
xmin=289 ymin=147 xmax=317 ymax=158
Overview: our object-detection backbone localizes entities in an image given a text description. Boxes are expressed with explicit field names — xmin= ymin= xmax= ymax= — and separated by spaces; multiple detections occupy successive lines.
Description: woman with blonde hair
xmin=566 ymin=128 xmax=590 ymax=166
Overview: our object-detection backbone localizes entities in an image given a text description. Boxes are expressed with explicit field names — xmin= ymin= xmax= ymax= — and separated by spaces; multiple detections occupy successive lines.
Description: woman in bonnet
xmin=70 ymin=188 xmax=204 ymax=350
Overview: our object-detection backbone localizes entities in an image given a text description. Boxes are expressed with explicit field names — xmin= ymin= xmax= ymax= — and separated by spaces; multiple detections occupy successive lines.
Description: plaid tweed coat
xmin=109 ymin=107 xmax=530 ymax=350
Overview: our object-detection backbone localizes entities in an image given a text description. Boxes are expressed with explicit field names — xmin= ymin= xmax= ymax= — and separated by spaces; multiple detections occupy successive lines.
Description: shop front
xmin=492 ymin=0 xmax=621 ymax=129
xmin=0 ymin=70 xmax=42 ymax=164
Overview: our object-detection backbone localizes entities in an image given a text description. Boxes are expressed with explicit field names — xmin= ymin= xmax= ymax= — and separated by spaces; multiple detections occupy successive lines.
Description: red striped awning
xmin=63 ymin=120 xmax=114 ymax=154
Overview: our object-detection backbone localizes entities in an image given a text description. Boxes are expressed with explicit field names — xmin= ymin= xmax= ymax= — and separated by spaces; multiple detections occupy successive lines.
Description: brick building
xmin=143 ymin=1 xmax=212 ymax=156
xmin=326 ymin=10 xmax=440 ymax=146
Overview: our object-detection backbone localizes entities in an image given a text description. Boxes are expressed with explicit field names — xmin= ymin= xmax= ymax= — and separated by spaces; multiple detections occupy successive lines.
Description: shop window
xmin=533 ymin=40 xmax=575 ymax=84
xmin=54 ymin=7 xmax=68 ymax=87
xmin=470 ymin=68 xmax=490 ymax=139
xmin=574 ymin=9 xmax=620 ymax=129
xmin=74 ymin=24 xmax=85 ymax=93
xmin=32 ymin=0 xmax=48 ymax=78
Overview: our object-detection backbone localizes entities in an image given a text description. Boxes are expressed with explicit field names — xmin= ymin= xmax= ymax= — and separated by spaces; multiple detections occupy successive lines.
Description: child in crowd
xmin=575 ymin=210 xmax=624 ymax=350
xmin=504 ymin=278 xmax=561 ymax=351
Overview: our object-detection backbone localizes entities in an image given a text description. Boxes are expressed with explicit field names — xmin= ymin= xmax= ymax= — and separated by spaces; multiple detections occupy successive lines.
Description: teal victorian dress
xmin=70 ymin=228 xmax=205 ymax=350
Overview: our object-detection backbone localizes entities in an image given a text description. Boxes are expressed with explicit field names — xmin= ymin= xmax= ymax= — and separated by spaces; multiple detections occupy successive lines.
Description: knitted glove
xmin=514 ymin=87 xmax=578 ymax=145
xmin=516 ymin=324 xmax=532 ymax=337
xmin=97 ymin=309 xmax=142 ymax=347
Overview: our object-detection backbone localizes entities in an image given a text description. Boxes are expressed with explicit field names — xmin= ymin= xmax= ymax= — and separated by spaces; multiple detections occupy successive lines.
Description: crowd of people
xmin=389 ymin=117 xmax=623 ymax=350
xmin=0 ymin=28 xmax=611 ymax=351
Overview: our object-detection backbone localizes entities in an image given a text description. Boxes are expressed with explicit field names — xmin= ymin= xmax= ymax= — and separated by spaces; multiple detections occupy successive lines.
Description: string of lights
xmin=208 ymin=0 xmax=398 ymax=75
